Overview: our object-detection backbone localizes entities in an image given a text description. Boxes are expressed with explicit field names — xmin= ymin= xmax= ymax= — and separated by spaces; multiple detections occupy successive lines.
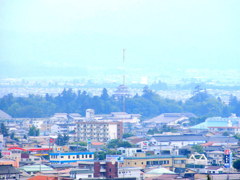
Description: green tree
xmin=191 ymin=144 xmax=204 ymax=154
xmin=10 ymin=132 xmax=15 ymax=139
xmin=28 ymin=126 xmax=40 ymax=136
xmin=233 ymin=159 xmax=240 ymax=171
xmin=55 ymin=134 xmax=69 ymax=146
xmin=101 ymin=88 xmax=109 ymax=101
xmin=0 ymin=123 xmax=9 ymax=137
xmin=123 ymin=133 xmax=134 ymax=138
xmin=222 ymin=132 xmax=230 ymax=136
xmin=107 ymin=139 xmax=132 ymax=148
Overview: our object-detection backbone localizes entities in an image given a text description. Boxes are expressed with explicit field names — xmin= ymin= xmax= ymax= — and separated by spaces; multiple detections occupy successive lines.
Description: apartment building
xmin=76 ymin=121 xmax=123 ymax=142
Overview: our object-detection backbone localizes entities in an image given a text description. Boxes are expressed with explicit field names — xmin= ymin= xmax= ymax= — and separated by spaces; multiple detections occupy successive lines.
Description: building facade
xmin=50 ymin=152 xmax=94 ymax=164
xmin=76 ymin=121 xmax=123 ymax=142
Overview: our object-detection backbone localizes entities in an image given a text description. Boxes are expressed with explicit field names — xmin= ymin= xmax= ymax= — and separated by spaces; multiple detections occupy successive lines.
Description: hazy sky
xmin=0 ymin=0 xmax=240 ymax=79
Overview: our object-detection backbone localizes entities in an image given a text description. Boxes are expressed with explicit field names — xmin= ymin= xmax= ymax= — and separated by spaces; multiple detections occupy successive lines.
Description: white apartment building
xmin=76 ymin=121 xmax=123 ymax=142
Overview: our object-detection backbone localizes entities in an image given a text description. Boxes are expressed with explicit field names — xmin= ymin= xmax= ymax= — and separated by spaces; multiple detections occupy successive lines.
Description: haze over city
xmin=1 ymin=0 xmax=240 ymax=82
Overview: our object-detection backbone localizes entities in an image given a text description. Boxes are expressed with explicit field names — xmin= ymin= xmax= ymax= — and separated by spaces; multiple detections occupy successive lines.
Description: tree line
xmin=0 ymin=87 xmax=239 ymax=119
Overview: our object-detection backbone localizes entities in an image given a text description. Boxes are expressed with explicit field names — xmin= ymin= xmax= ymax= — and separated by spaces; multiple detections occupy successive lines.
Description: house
xmin=117 ymin=147 xmax=143 ymax=157
xmin=206 ymin=151 xmax=224 ymax=165
xmin=0 ymin=165 xmax=20 ymax=179
xmin=27 ymin=175 xmax=59 ymax=180
xmin=186 ymin=153 xmax=208 ymax=166
xmin=0 ymin=159 xmax=19 ymax=168
xmin=144 ymin=167 xmax=175 ymax=179
xmin=88 ymin=142 xmax=105 ymax=152
xmin=19 ymin=164 xmax=54 ymax=176
xmin=203 ymin=166 xmax=224 ymax=174
xmin=118 ymin=167 xmax=143 ymax=180
xmin=70 ymin=169 xmax=94 ymax=179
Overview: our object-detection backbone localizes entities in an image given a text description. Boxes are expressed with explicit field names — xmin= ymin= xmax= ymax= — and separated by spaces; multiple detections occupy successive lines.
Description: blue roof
xmin=125 ymin=155 xmax=186 ymax=160
xmin=190 ymin=117 xmax=240 ymax=130
xmin=50 ymin=160 xmax=93 ymax=163
xmin=50 ymin=152 xmax=94 ymax=156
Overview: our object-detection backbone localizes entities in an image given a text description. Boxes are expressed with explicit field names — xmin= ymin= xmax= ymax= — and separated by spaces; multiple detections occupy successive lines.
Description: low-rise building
xmin=119 ymin=155 xmax=187 ymax=169
xmin=118 ymin=167 xmax=143 ymax=180
xmin=206 ymin=151 xmax=224 ymax=165
xmin=0 ymin=165 xmax=20 ymax=179
xmin=117 ymin=147 xmax=143 ymax=157
xmin=150 ymin=135 xmax=207 ymax=149
xmin=50 ymin=152 xmax=94 ymax=164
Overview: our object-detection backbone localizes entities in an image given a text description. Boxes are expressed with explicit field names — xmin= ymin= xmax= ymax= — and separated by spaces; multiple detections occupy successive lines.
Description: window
xmin=77 ymin=155 xmax=79 ymax=158
xmin=89 ymin=154 xmax=92 ymax=158
xmin=68 ymin=155 xmax=70 ymax=159
xmin=61 ymin=156 xmax=64 ymax=158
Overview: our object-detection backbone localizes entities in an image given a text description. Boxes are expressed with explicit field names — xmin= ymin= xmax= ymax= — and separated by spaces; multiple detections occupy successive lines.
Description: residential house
xmin=206 ymin=151 xmax=224 ymax=165
xmin=0 ymin=165 xmax=20 ymax=179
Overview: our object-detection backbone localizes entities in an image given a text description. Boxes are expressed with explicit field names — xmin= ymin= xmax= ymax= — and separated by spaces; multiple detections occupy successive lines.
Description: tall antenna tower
xmin=113 ymin=48 xmax=130 ymax=112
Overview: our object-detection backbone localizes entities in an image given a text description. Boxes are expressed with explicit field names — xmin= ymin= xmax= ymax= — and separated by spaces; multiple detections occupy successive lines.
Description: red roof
xmin=27 ymin=176 xmax=58 ymax=180
xmin=8 ymin=147 xmax=52 ymax=152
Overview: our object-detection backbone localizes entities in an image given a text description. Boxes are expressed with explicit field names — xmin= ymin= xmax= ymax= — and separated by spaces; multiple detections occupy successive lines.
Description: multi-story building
xmin=78 ymin=161 xmax=118 ymax=179
xmin=76 ymin=121 xmax=123 ymax=142
xmin=119 ymin=155 xmax=187 ymax=170
xmin=49 ymin=152 xmax=94 ymax=164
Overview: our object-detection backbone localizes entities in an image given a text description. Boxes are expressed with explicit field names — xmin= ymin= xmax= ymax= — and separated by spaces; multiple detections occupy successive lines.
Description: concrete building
xmin=150 ymin=135 xmax=207 ymax=149
xmin=117 ymin=147 xmax=143 ymax=157
xmin=78 ymin=161 xmax=119 ymax=179
xmin=76 ymin=121 xmax=123 ymax=142
xmin=0 ymin=165 xmax=20 ymax=179
xmin=119 ymin=155 xmax=187 ymax=169
xmin=118 ymin=167 xmax=143 ymax=180
xmin=206 ymin=151 xmax=224 ymax=165
xmin=50 ymin=152 xmax=94 ymax=164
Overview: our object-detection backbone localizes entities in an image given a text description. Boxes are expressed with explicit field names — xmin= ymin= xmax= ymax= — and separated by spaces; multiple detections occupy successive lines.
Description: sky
xmin=0 ymin=0 xmax=240 ymax=81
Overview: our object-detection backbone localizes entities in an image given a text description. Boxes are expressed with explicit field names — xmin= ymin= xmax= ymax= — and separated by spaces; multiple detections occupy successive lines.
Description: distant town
xmin=1 ymin=80 xmax=240 ymax=180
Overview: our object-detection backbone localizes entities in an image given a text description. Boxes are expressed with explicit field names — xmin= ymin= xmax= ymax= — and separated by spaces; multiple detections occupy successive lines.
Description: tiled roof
xmin=0 ymin=165 xmax=19 ymax=175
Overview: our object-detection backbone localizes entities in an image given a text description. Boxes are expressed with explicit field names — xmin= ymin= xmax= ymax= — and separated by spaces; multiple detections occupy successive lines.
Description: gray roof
xmin=0 ymin=165 xmax=20 ymax=175
xmin=145 ymin=113 xmax=195 ymax=124
xmin=207 ymin=136 xmax=238 ymax=143
xmin=152 ymin=135 xmax=207 ymax=142
xmin=70 ymin=169 xmax=93 ymax=174
xmin=0 ymin=110 xmax=12 ymax=119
